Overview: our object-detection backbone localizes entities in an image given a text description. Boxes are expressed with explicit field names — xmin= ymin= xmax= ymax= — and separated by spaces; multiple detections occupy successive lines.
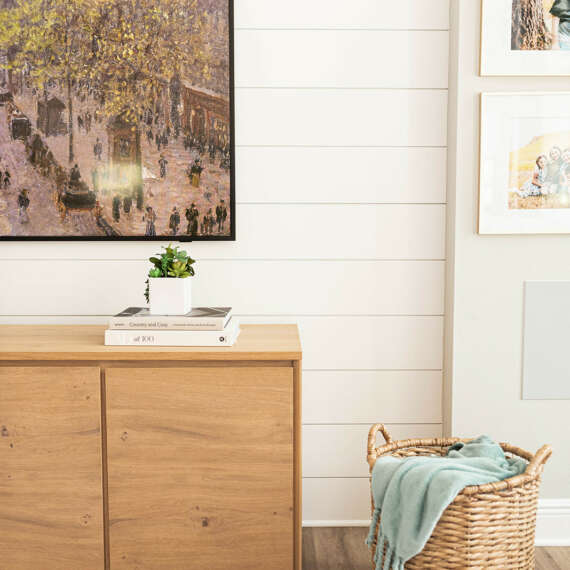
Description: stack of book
xmin=104 ymin=307 xmax=239 ymax=346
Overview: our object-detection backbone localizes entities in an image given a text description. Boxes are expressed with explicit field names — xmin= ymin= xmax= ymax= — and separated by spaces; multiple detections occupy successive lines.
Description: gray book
xmin=109 ymin=307 xmax=232 ymax=331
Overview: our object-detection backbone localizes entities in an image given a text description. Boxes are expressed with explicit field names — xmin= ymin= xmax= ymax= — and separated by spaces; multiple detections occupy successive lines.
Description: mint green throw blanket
xmin=366 ymin=436 xmax=528 ymax=570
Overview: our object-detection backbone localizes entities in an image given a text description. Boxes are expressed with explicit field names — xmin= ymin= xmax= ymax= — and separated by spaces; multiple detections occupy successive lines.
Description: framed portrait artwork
xmin=479 ymin=92 xmax=570 ymax=234
xmin=0 ymin=0 xmax=235 ymax=240
xmin=481 ymin=0 xmax=570 ymax=75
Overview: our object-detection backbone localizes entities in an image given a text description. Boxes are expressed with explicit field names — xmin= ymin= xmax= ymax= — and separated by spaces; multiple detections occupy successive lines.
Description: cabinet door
xmin=0 ymin=367 xmax=104 ymax=569
xmin=106 ymin=366 xmax=294 ymax=570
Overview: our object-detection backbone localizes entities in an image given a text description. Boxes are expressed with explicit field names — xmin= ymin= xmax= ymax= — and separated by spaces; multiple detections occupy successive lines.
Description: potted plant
xmin=144 ymin=244 xmax=196 ymax=315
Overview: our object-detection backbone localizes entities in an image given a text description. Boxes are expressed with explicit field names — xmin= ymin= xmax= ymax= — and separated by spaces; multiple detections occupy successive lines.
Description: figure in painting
xmin=69 ymin=163 xmax=82 ymax=189
xmin=202 ymin=208 xmax=215 ymax=235
xmin=3 ymin=168 xmax=10 ymax=189
xmin=188 ymin=158 xmax=203 ymax=187
xmin=185 ymin=202 xmax=199 ymax=236
xmin=158 ymin=154 xmax=168 ymax=178
xmin=112 ymin=194 xmax=121 ymax=222
xmin=17 ymin=188 xmax=30 ymax=223
xmin=215 ymin=199 xmax=227 ymax=233
xmin=169 ymin=206 xmax=180 ymax=236
xmin=94 ymin=200 xmax=103 ymax=223
xmin=123 ymin=194 xmax=132 ymax=218
xmin=93 ymin=137 xmax=103 ymax=161
xmin=144 ymin=206 xmax=157 ymax=237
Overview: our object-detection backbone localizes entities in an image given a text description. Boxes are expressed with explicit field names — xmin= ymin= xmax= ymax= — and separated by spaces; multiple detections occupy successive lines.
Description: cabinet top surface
xmin=0 ymin=324 xmax=301 ymax=362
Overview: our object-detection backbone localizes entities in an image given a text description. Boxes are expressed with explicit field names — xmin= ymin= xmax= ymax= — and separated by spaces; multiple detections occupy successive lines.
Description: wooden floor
xmin=302 ymin=528 xmax=570 ymax=570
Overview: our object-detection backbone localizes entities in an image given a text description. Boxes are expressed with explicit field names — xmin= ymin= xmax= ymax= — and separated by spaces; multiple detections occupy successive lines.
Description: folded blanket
xmin=366 ymin=435 xmax=528 ymax=570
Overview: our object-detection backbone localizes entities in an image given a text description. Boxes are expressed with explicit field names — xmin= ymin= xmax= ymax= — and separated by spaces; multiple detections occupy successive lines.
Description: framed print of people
xmin=481 ymin=0 xmax=570 ymax=75
xmin=479 ymin=92 xmax=570 ymax=234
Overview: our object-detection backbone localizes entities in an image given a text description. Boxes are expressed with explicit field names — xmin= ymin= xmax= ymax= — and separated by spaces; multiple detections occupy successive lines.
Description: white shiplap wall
xmin=0 ymin=0 xmax=449 ymax=524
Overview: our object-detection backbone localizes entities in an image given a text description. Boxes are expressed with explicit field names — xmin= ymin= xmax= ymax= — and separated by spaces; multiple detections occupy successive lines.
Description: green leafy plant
xmin=144 ymin=244 xmax=196 ymax=302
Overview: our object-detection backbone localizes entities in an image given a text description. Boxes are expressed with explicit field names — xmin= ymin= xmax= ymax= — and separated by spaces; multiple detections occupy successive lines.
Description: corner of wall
xmin=442 ymin=0 xmax=461 ymax=438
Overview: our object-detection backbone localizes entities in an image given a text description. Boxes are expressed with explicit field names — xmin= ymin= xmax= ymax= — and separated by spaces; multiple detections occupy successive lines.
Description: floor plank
xmin=535 ymin=546 xmax=570 ymax=570
xmin=302 ymin=527 xmax=569 ymax=570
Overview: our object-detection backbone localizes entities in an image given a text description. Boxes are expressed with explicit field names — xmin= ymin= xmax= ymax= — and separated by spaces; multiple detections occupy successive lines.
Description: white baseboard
xmin=304 ymin=520 xmax=371 ymax=527
xmin=535 ymin=499 xmax=570 ymax=546
xmin=303 ymin=499 xmax=570 ymax=546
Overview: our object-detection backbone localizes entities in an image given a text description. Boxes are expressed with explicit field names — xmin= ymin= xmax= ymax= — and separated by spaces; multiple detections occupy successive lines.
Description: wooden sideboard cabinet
xmin=0 ymin=324 xmax=302 ymax=570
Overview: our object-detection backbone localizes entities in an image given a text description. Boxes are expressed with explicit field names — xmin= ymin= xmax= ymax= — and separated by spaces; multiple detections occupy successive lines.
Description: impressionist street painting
xmin=0 ymin=0 xmax=232 ymax=238
xmin=509 ymin=117 xmax=570 ymax=209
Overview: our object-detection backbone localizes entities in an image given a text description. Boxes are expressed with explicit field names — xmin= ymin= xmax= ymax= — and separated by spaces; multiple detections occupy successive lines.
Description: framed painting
xmin=479 ymin=92 xmax=570 ymax=234
xmin=481 ymin=0 xmax=570 ymax=75
xmin=0 ymin=0 xmax=235 ymax=240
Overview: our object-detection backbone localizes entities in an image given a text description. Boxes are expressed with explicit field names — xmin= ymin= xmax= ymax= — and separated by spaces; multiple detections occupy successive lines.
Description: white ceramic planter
xmin=149 ymin=278 xmax=192 ymax=315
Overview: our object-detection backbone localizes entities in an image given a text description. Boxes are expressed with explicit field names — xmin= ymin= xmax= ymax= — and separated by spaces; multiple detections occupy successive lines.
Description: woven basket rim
xmin=367 ymin=426 xmax=550 ymax=568
xmin=367 ymin=426 xmax=552 ymax=497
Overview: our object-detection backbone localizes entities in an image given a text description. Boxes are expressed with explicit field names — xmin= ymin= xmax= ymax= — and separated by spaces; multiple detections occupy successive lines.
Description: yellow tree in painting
xmin=0 ymin=0 xmax=210 ymax=167
xmin=82 ymin=0 xmax=210 ymax=207
xmin=84 ymin=0 xmax=209 ymax=124
xmin=0 ymin=0 xmax=96 ymax=163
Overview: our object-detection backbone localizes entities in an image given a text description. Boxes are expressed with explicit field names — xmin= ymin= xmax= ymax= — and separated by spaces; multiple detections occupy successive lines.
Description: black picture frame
xmin=0 ymin=0 xmax=235 ymax=242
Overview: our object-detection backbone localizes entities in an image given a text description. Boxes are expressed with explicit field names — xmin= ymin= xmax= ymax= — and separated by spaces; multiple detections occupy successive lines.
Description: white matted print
xmin=481 ymin=0 xmax=570 ymax=75
xmin=479 ymin=92 xmax=570 ymax=234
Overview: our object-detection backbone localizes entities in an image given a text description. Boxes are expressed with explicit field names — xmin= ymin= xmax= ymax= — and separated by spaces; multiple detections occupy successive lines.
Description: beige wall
xmin=446 ymin=0 xmax=570 ymax=499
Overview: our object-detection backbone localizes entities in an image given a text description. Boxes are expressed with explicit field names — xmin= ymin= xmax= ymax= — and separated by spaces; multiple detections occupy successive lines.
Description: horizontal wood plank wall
xmin=235 ymin=31 xmax=449 ymax=88
xmin=0 ymin=261 xmax=445 ymax=316
xmin=303 ymin=424 xmax=442 ymax=478
xmin=235 ymin=0 xmax=450 ymax=30
xmin=0 ymin=0 xmax=449 ymax=524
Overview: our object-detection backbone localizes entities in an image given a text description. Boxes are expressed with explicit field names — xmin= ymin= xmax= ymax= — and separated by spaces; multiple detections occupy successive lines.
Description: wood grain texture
xmin=0 ymin=324 xmax=301 ymax=362
xmin=293 ymin=360 xmax=303 ymax=570
xmin=0 ymin=319 xmax=441 ymax=372
xmin=0 ymin=319 xmax=441 ymax=371
xmin=105 ymin=367 xmax=295 ymax=569
xmin=235 ymin=30 xmax=449 ymax=88
xmin=535 ymin=547 xmax=570 ymax=570
xmin=302 ymin=528 xmax=569 ymax=570
xmin=303 ymin=528 xmax=372 ymax=570
xmin=0 ymin=367 xmax=103 ymax=570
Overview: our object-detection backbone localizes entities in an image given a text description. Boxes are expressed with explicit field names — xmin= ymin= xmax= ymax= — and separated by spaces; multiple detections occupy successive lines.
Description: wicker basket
xmin=367 ymin=424 xmax=552 ymax=570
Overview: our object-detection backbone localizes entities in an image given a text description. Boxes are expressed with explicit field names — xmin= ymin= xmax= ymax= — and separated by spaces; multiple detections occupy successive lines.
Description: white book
xmin=109 ymin=306 xmax=232 ymax=331
xmin=105 ymin=319 xmax=240 ymax=347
